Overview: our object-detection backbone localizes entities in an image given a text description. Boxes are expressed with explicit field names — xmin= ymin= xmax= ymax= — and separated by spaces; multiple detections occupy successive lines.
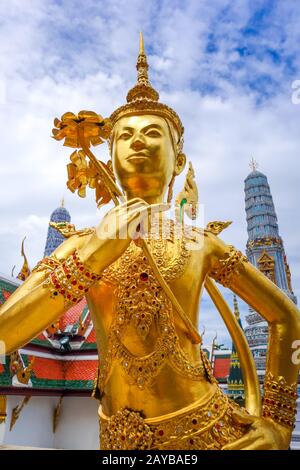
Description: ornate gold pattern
xmin=100 ymin=387 xmax=247 ymax=450
xmin=209 ymin=246 xmax=248 ymax=288
xmin=99 ymin=229 xmax=204 ymax=391
xmin=262 ymin=373 xmax=298 ymax=428
xmin=257 ymin=251 xmax=276 ymax=283
xmin=175 ymin=162 xmax=198 ymax=221
xmin=100 ymin=408 xmax=154 ymax=450
xmin=49 ymin=221 xmax=95 ymax=239
xmin=43 ymin=250 xmax=101 ymax=306
xmin=205 ymin=221 xmax=232 ymax=236
xmin=32 ymin=255 xmax=61 ymax=274
xmin=247 ymin=237 xmax=282 ymax=249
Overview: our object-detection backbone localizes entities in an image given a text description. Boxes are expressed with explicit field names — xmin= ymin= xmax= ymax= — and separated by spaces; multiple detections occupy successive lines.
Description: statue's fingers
xmin=230 ymin=408 xmax=257 ymax=426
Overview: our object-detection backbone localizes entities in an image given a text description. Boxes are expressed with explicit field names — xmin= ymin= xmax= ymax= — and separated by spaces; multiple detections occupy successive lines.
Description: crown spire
xmin=139 ymin=31 xmax=145 ymax=54
xmin=110 ymin=33 xmax=184 ymax=139
xmin=126 ymin=33 xmax=159 ymax=103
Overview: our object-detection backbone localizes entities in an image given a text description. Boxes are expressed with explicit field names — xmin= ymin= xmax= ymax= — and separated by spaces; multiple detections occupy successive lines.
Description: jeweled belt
xmin=99 ymin=386 xmax=246 ymax=450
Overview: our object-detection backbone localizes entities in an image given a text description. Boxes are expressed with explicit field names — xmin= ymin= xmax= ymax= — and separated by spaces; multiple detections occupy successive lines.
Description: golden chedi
xmin=0 ymin=34 xmax=300 ymax=450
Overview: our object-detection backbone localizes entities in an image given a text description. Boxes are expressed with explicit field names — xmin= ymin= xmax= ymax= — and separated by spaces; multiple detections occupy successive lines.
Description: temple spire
xmin=44 ymin=202 xmax=71 ymax=257
xmin=233 ymin=294 xmax=240 ymax=320
xmin=249 ymin=157 xmax=259 ymax=172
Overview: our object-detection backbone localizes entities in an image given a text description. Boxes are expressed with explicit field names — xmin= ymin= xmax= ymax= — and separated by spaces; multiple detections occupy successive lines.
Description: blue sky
xmin=0 ymin=0 xmax=300 ymax=348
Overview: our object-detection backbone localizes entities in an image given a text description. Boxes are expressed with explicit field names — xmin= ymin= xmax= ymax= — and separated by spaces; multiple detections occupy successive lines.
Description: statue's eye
xmin=146 ymin=130 xmax=161 ymax=138
xmin=119 ymin=132 xmax=132 ymax=140
xmin=119 ymin=132 xmax=131 ymax=140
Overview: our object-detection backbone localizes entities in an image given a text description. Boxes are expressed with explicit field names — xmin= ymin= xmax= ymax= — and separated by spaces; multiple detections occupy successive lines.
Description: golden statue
xmin=0 ymin=34 xmax=299 ymax=450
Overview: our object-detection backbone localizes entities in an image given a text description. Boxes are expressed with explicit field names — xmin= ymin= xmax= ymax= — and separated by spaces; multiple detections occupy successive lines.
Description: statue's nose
xmin=131 ymin=136 xmax=145 ymax=151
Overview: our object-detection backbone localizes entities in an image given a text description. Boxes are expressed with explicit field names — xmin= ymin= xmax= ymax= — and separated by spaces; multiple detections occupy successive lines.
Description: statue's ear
xmin=174 ymin=153 xmax=186 ymax=176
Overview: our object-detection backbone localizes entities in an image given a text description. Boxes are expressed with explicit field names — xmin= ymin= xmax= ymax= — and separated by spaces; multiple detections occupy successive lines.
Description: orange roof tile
xmin=65 ymin=360 xmax=98 ymax=381
xmin=33 ymin=357 xmax=64 ymax=380
xmin=59 ymin=298 xmax=87 ymax=331
xmin=2 ymin=290 xmax=12 ymax=301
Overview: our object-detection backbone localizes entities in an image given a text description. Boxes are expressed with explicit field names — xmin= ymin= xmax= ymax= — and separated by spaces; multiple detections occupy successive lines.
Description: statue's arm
xmin=0 ymin=233 xmax=89 ymax=354
xmin=206 ymin=231 xmax=300 ymax=384
xmin=205 ymin=231 xmax=300 ymax=448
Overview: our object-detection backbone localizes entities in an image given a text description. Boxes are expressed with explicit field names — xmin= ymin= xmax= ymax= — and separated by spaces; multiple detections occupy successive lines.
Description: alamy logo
xmin=291 ymin=80 xmax=300 ymax=104
xmin=291 ymin=339 xmax=300 ymax=365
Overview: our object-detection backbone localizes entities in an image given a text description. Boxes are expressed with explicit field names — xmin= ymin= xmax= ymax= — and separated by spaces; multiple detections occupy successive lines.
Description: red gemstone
xmin=72 ymin=280 xmax=77 ymax=285
xmin=158 ymin=430 xmax=164 ymax=436
xmin=72 ymin=298 xmax=77 ymax=303
xmin=86 ymin=272 xmax=90 ymax=278
xmin=190 ymin=439 xmax=194 ymax=445
xmin=60 ymin=289 xmax=65 ymax=295
xmin=140 ymin=272 xmax=149 ymax=281
xmin=78 ymin=285 xmax=84 ymax=290
xmin=214 ymin=404 xmax=219 ymax=409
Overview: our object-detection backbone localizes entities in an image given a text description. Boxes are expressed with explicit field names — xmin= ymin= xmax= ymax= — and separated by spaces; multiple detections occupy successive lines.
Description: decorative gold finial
xmin=110 ymin=33 xmax=184 ymax=139
xmin=249 ymin=157 xmax=259 ymax=172
xmin=126 ymin=33 xmax=159 ymax=103
xmin=61 ymin=197 xmax=65 ymax=208
xmin=16 ymin=236 xmax=31 ymax=281
xmin=139 ymin=31 xmax=145 ymax=54
xmin=233 ymin=294 xmax=240 ymax=320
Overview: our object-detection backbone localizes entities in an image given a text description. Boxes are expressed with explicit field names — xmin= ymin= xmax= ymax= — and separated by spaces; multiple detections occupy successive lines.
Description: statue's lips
xmin=126 ymin=153 xmax=150 ymax=162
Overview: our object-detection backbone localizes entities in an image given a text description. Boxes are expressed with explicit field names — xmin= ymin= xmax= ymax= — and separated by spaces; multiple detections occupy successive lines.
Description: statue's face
xmin=111 ymin=114 xmax=178 ymax=201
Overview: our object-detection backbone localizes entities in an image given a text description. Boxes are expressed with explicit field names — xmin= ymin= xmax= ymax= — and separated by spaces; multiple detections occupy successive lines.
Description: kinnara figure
xmin=0 ymin=36 xmax=300 ymax=450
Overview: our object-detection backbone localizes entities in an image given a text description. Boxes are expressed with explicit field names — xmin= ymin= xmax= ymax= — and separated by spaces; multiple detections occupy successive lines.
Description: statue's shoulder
xmin=188 ymin=221 xmax=233 ymax=265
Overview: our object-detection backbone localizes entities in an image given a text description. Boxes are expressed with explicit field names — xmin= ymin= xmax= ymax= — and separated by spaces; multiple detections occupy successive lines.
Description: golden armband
xmin=209 ymin=245 xmax=248 ymax=288
xmin=43 ymin=250 xmax=102 ymax=306
xmin=32 ymin=255 xmax=61 ymax=273
xmin=262 ymin=373 xmax=298 ymax=428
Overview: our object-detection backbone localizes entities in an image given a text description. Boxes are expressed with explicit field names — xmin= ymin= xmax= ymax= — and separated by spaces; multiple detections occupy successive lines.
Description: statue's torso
xmin=87 ymin=225 xmax=216 ymax=417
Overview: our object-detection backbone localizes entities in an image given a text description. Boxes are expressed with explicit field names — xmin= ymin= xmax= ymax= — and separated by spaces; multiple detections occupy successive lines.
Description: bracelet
xmin=209 ymin=245 xmax=248 ymax=288
xmin=262 ymin=372 xmax=298 ymax=428
xmin=43 ymin=250 xmax=101 ymax=306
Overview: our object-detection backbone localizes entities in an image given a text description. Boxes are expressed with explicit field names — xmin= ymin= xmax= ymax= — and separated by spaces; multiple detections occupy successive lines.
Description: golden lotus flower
xmin=66 ymin=150 xmax=116 ymax=207
xmin=52 ymin=111 xmax=112 ymax=148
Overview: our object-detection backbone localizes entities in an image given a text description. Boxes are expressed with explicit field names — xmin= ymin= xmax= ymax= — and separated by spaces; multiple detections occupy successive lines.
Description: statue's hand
xmin=78 ymin=198 xmax=168 ymax=273
xmin=222 ymin=408 xmax=292 ymax=450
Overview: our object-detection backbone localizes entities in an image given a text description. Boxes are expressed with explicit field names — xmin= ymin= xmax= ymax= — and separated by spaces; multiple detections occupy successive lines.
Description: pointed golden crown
xmin=110 ymin=33 xmax=184 ymax=142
